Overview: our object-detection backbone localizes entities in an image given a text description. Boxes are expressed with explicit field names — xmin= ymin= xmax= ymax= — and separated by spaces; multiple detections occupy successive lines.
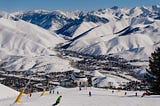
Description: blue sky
xmin=0 ymin=0 xmax=160 ymax=12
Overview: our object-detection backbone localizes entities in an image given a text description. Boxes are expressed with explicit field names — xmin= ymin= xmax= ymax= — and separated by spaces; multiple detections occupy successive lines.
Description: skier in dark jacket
xmin=53 ymin=96 xmax=62 ymax=106
xmin=89 ymin=91 xmax=92 ymax=96
xmin=124 ymin=92 xmax=127 ymax=95
xmin=135 ymin=92 xmax=138 ymax=96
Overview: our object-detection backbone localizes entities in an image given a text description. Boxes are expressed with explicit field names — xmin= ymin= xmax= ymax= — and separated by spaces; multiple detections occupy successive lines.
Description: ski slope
xmin=0 ymin=83 xmax=19 ymax=99
xmin=0 ymin=87 xmax=160 ymax=106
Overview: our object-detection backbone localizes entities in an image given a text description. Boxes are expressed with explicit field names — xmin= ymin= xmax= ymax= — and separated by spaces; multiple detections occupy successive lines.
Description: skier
xmin=52 ymin=96 xmax=62 ymax=106
xmin=57 ymin=91 xmax=59 ymax=95
xmin=124 ymin=92 xmax=127 ymax=95
xmin=29 ymin=93 xmax=32 ymax=97
xmin=79 ymin=86 xmax=82 ymax=91
xmin=49 ymin=90 xmax=52 ymax=94
xmin=135 ymin=92 xmax=138 ymax=96
xmin=89 ymin=91 xmax=92 ymax=96
xmin=141 ymin=92 xmax=147 ymax=97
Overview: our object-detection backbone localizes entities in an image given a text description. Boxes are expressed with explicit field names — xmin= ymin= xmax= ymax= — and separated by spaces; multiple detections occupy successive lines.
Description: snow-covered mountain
xmin=0 ymin=5 xmax=159 ymax=73
xmin=13 ymin=10 xmax=80 ymax=33
xmin=1 ymin=6 xmax=160 ymax=98
xmin=13 ymin=5 xmax=160 ymax=60
xmin=0 ymin=13 xmax=76 ymax=72
xmin=13 ymin=10 xmax=109 ymax=37
xmin=0 ymin=12 xmax=64 ymax=57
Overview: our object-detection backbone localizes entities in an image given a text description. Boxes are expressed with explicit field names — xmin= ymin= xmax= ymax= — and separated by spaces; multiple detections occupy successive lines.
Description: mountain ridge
xmin=5 ymin=5 xmax=160 ymax=60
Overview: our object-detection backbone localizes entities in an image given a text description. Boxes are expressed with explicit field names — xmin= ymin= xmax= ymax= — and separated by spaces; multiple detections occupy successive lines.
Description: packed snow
xmin=0 ymin=83 xmax=19 ymax=99
xmin=0 ymin=86 xmax=160 ymax=106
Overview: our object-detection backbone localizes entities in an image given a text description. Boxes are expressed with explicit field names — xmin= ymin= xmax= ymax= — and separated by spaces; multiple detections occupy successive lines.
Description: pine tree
xmin=146 ymin=47 xmax=160 ymax=95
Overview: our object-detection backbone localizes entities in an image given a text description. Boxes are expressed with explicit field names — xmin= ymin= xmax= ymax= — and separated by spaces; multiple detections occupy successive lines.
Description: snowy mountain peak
xmin=5 ymin=5 xmax=160 ymax=60
xmin=0 ymin=15 xmax=63 ymax=57
xmin=111 ymin=6 xmax=119 ymax=10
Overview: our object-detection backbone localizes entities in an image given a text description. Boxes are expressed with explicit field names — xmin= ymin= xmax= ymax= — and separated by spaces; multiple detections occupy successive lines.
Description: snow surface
xmin=0 ymin=83 xmax=19 ymax=99
xmin=14 ymin=5 xmax=160 ymax=61
xmin=0 ymin=7 xmax=160 ymax=104
xmin=0 ymin=86 xmax=160 ymax=106
xmin=0 ymin=14 xmax=76 ymax=73
xmin=1 ymin=55 xmax=77 ymax=72
xmin=0 ymin=17 xmax=63 ymax=56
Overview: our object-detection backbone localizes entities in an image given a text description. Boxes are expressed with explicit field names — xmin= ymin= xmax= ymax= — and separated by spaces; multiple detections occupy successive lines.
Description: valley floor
xmin=0 ymin=87 xmax=160 ymax=106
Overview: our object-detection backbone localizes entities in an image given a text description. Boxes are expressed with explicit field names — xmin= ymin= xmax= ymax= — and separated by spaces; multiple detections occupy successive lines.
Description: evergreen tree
xmin=146 ymin=47 xmax=160 ymax=95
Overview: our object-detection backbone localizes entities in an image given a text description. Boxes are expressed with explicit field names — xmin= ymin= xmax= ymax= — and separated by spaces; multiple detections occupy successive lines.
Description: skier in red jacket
xmin=141 ymin=92 xmax=147 ymax=97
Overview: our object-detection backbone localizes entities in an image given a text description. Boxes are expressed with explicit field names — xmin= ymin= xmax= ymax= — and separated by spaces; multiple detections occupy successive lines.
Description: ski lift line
xmin=23 ymin=66 xmax=40 ymax=91
xmin=24 ymin=76 xmax=32 ymax=90
xmin=14 ymin=62 xmax=51 ymax=104
xmin=22 ymin=62 xmax=51 ymax=94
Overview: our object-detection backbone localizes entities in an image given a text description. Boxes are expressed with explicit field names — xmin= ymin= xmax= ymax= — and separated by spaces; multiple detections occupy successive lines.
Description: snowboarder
xmin=112 ymin=90 xmax=114 ymax=93
xmin=89 ymin=91 xmax=92 ymax=96
xmin=52 ymin=96 xmax=62 ymax=106
xmin=53 ymin=90 xmax=54 ymax=94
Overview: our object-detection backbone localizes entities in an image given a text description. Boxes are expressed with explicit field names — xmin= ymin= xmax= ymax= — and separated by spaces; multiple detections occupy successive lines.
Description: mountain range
xmin=0 ymin=12 xmax=75 ymax=72
xmin=12 ymin=5 xmax=160 ymax=60
xmin=0 ymin=5 xmax=160 ymax=73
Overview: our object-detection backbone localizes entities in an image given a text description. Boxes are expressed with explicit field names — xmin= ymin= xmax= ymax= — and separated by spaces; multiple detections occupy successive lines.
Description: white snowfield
xmin=0 ymin=83 xmax=19 ymax=100
xmin=48 ymin=5 xmax=160 ymax=60
xmin=1 ymin=55 xmax=77 ymax=72
xmin=12 ymin=5 xmax=160 ymax=61
xmin=0 ymin=13 xmax=75 ymax=73
xmin=0 ymin=86 xmax=160 ymax=106
xmin=0 ymin=17 xmax=63 ymax=56
xmin=0 ymin=6 xmax=160 ymax=74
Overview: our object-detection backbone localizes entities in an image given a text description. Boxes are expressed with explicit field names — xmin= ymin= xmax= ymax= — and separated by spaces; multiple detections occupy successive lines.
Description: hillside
xmin=0 ymin=83 xmax=19 ymax=99
xmin=0 ymin=13 xmax=64 ymax=56
xmin=13 ymin=5 xmax=160 ymax=60
xmin=0 ymin=5 xmax=160 ymax=94
xmin=0 ymin=13 xmax=76 ymax=73
xmin=0 ymin=87 xmax=160 ymax=106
